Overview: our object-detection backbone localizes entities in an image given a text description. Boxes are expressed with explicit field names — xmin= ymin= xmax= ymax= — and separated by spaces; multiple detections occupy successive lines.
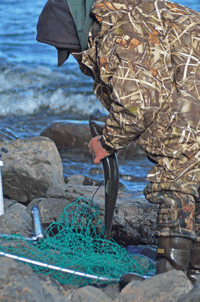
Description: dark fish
xmin=89 ymin=120 xmax=119 ymax=240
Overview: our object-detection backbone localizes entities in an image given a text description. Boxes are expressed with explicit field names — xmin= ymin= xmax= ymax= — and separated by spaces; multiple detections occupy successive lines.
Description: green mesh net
xmin=0 ymin=198 xmax=156 ymax=286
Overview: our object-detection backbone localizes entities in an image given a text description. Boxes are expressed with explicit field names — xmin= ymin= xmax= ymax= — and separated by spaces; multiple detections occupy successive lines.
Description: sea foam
xmin=0 ymin=61 xmax=108 ymax=116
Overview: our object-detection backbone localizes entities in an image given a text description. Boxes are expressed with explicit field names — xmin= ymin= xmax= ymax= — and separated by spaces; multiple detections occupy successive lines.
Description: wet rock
xmin=65 ymin=174 xmax=125 ymax=190
xmin=40 ymin=120 xmax=92 ymax=150
xmin=40 ymin=119 xmax=145 ymax=159
xmin=60 ymin=148 xmax=91 ymax=164
xmin=71 ymin=285 xmax=112 ymax=302
xmin=0 ymin=257 xmax=70 ymax=302
xmin=46 ymin=183 xmax=158 ymax=245
xmin=0 ymin=136 xmax=64 ymax=203
xmin=0 ymin=202 xmax=32 ymax=237
xmin=65 ymin=174 xmax=102 ymax=186
xmin=89 ymin=109 xmax=108 ymax=123
xmin=113 ymin=270 xmax=193 ymax=302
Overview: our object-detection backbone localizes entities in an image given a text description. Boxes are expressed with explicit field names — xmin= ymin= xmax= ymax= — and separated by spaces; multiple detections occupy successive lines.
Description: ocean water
xmin=0 ymin=0 xmax=199 ymax=194
xmin=0 ymin=0 xmax=199 ymax=117
xmin=0 ymin=0 xmax=108 ymax=117
xmin=0 ymin=0 xmax=200 ymax=115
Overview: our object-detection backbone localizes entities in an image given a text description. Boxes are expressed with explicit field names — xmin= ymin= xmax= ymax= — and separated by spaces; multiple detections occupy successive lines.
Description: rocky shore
xmin=0 ymin=121 xmax=198 ymax=301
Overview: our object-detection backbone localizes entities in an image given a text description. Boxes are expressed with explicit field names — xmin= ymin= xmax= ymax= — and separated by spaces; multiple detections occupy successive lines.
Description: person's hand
xmin=88 ymin=135 xmax=110 ymax=164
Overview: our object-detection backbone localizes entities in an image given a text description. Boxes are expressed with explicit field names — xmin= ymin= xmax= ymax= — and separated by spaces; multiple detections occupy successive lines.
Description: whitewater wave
xmin=0 ymin=60 xmax=108 ymax=117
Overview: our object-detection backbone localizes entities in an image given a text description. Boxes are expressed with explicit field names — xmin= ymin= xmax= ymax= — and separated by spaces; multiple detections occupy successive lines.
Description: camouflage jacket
xmin=73 ymin=0 xmax=200 ymax=183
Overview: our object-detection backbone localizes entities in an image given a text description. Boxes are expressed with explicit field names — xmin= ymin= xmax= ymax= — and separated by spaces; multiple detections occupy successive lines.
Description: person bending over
xmin=37 ymin=0 xmax=200 ymax=285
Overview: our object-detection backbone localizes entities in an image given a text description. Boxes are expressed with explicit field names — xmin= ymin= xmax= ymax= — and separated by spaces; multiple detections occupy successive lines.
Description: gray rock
xmin=0 ymin=202 xmax=32 ymax=237
xmin=26 ymin=195 xmax=106 ymax=236
xmin=46 ymin=184 xmax=158 ymax=245
xmin=95 ymin=283 xmax=121 ymax=300
xmin=177 ymin=283 xmax=200 ymax=302
xmin=0 ymin=257 xmax=70 ymax=302
xmin=46 ymin=183 xmax=83 ymax=201
xmin=113 ymin=200 xmax=158 ymax=245
xmin=71 ymin=285 xmax=112 ymax=302
xmin=40 ymin=120 xmax=92 ymax=150
xmin=40 ymin=119 xmax=145 ymax=158
xmin=4 ymin=198 xmax=18 ymax=211
xmin=113 ymin=270 xmax=193 ymax=302
xmin=39 ymin=275 xmax=75 ymax=302
xmin=26 ymin=197 xmax=77 ymax=228
xmin=65 ymin=174 xmax=102 ymax=186
xmin=0 ymin=136 xmax=64 ymax=203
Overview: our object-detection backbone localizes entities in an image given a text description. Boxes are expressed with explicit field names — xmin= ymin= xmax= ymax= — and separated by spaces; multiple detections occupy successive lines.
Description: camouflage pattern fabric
xmin=194 ymin=203 xmax=200 ymax=241
xmin=144 ymin=161 xmax=200 ymax=240
xmin=72 ymin=0 xmax=200 ymax=240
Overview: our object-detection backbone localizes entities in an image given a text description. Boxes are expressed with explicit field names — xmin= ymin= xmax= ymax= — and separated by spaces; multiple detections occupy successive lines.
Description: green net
xmin=0 ymin=198 xmax=156 ymax=286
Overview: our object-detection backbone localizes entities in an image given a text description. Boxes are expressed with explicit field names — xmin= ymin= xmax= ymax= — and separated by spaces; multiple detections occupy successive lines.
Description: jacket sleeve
xmin=99 ymin=53 xmax=173 ymax=151
xmin=91 ymin=1 xmax=176 ymax=151
xmin=90 ymin=0 xmax=180 ymax=151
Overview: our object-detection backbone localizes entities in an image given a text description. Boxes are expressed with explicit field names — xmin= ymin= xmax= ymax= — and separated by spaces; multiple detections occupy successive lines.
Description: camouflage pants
xmin=144 ymin=163 xmax=200 ymax=242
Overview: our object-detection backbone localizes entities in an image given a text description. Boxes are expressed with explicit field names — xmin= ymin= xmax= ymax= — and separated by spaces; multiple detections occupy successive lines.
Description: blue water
xmin=0 ymin=0 xmax=199 ymax=194
xmin=0 ymin=0 xmax=75 ymax=66
xmin=0 ymin=0 xmax=199 ymax=116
